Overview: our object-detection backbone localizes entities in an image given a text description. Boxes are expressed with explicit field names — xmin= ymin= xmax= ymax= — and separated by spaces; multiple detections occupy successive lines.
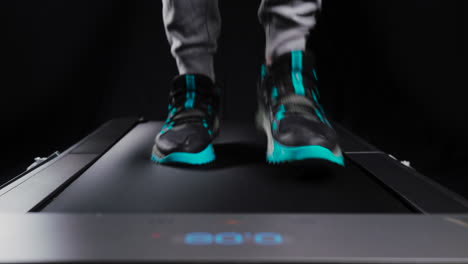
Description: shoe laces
xmin=278 ymin=94 xmax=316 ymax=116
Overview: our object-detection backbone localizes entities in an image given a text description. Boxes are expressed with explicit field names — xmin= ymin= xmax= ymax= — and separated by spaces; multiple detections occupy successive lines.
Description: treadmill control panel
xmin=183 ymin=232 xmax=284 ymax=246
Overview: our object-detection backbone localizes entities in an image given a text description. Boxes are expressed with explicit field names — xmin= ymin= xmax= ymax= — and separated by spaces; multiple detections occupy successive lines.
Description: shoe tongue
xmin=173 ymin=74 xmax=215 ymax=93
xmin=170 ymin=74 xmax=218 ymax=115
xmin=268 ymin=51 xmax=316 ymax=75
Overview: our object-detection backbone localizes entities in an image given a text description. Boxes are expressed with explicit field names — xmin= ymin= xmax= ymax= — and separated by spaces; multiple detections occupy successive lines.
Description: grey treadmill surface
xmin=42 ymin=121 xmax=411 ymax=213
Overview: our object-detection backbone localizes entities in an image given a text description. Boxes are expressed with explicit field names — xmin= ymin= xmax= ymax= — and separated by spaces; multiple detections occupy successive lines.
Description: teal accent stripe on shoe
xmin=314 ymin=108 xmax=325 ymax=123
xmin=261 ymin=64 xmax=266 ymax=80
xmin=313 ymin=68 xmax=318 ymax=81
xmin=310 ymin=89 xmax=329 ymax=124
xmin=152 ymin=144 xmax=215 ymax=165
xmin=271 ymin=87 xmax=278 ymax=101
xmin=267 ymin=140 xmax=344 ymax=166
xmin=185 ymin=75 xmax=196 ymax=109
xmin=276 ymin=104 xmax=286 ymax=121
xmin=311 ymin=89 xmax=319 ymax=105
xmin=291 ymin=51 xmax=305 ymax=96
xmin=207 ymin=104 xmax=212 ymax=115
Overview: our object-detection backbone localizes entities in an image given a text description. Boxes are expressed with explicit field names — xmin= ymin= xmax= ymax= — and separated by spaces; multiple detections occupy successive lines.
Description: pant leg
xmin=258 ymin=0 xmax=321 ymax=65
xmin=162 ymin=0 xmax=221 ymax=81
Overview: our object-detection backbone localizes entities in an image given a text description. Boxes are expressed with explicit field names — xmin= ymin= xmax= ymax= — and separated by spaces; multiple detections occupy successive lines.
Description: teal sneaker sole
xmin=151 ymin=144 xmax=215 ymax=165
xmin=267 ymin=139 xmax=345 ymax=166
xmin=256 ymin=109 xmax=345 ymax=166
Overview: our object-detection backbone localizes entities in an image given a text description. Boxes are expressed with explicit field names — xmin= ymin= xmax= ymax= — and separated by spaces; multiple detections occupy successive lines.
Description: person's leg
xmin=162 ymin=0 xmax=221 ymax=81
xmin=258 ymin=0 xmax=320 ymax=65
xmin=153 ymin=0 xmax=221 ymax=165
xmin=256 ymin=0 xmax=344 ymax=166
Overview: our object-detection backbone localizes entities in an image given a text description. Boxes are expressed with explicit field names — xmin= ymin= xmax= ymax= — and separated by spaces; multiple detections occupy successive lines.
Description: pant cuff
xmin=176 ymin=53 xmax=215 ymax=81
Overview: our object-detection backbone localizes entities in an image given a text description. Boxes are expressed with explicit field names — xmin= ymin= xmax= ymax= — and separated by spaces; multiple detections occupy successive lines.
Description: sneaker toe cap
xmin=275 ymin=117 xmax=338 ymax=150
xmin=155 ymin=125 xmax=211 ymax=155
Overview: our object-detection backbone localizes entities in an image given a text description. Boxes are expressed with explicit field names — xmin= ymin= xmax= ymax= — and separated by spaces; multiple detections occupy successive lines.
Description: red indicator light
xmin=151 ymin=232 xmax=161 ymax=239
xmin=226 ymin=219 xmax=239 ymax=225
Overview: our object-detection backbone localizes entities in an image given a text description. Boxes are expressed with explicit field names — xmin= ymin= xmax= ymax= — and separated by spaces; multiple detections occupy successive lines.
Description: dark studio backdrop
xmin=1 ymin=1 xmax=467 ymax=198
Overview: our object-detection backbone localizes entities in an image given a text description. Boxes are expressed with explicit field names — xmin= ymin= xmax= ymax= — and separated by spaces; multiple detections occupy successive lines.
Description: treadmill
xmin=1 ymin=117 xmax=468 ymax=263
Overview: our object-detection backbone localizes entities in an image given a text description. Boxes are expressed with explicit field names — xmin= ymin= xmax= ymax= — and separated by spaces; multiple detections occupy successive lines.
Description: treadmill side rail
xmin=0 ymin=154 xmax=97 ymax=212
xmin=0 ymin=118 xmax=141 ymax=212
xmin=347 ymin=152 xmax=468 ymax=213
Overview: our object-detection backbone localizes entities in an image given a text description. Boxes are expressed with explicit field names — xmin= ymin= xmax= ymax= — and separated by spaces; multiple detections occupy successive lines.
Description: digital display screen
xmin=184 ymin=232 xmax=283 ymax=246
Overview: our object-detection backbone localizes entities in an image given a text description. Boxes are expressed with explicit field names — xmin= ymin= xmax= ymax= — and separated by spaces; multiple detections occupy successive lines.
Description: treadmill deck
xmin=42 ymin=121 xmax=410 ymax=213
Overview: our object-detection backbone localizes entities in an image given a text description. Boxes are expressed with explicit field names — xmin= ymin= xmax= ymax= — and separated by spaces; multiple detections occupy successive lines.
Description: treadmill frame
xmin=1 ymin=118 xmax=468 ymax=264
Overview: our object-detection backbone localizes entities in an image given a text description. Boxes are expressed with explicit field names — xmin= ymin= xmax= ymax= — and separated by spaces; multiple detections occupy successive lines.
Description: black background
xmin=1 ymin=1 xmax=467 ymax=198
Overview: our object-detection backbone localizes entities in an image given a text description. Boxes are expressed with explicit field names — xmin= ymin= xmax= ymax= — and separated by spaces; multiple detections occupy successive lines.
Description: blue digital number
xmin=215 ymin=232 xmax=243 ymax=245
xmin=254 ymin=232 xmax=283 ymax=245
xmin=185 ymin=232 xmax=213 ymax=245
xmin=184 ymin=232 xmax=283 ymax=246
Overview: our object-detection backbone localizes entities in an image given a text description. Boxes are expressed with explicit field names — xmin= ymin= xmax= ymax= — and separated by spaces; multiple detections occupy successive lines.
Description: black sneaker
xmin=256 ymin=50 xmax=344 ymax=166
xmin=152 ymin=74 xmax=220 ymax=165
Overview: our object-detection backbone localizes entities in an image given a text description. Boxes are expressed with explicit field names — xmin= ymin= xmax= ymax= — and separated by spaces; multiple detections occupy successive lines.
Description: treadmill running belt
xmin=42 ymin=121 xmax=411 ymax=213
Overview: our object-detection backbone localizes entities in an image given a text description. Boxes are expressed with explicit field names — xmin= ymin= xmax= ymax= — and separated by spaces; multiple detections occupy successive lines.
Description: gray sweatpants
xmin=162 ymin=0 xmax=321 ymax=81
